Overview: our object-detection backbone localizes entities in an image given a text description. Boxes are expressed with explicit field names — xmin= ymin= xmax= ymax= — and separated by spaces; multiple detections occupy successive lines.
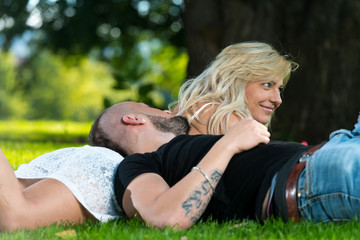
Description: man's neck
xmin=131 ymin=132 xmax=176 ymax=155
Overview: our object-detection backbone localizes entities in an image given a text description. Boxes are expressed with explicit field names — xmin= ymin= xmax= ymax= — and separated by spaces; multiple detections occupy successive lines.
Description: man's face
xmin=147 ymin=115 xmax=190 ymax=136
xmin=132 ymin=102 xmax=190 ymax=135
xmin=100 ymin=102 xmax=190 ymax=145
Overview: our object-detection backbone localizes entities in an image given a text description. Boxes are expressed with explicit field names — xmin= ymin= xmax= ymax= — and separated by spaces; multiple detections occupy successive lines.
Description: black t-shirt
xmin=115 ymin=135 xmax=309 ymax=221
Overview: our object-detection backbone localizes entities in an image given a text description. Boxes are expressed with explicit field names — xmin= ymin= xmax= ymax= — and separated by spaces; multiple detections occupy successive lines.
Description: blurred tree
xmin=22 ymin=50 xmax=116 ymax=121
xmin=25 ymin=51 xmax=68 ymax=119
xmin=0 ymin=0 xmax=186 ymax=109
xmin=0 ymin=51 xmax=27 ymax=119
xmin=183 ymin=0 xmax=360 ymax=143
xmin=1 ymin=0 xmax=184 ymax=53
xmin=2 ymin=0 xmax=359 ymax=142
xmin=61 ymin=55 xmax=117 ymax=121
xmin=108 ymin=40 xmax=188 ymax=108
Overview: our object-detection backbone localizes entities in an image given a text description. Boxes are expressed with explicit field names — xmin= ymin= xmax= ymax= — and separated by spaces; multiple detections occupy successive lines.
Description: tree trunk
xmin=183 ymin=0 xmax=360 ymax=144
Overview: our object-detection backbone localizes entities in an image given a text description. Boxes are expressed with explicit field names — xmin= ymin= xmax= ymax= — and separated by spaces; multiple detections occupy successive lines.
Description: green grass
xmin=3 ymin=218 xmax=360 ymax=240
xmin=0 ymin=120 xmax=91 ymax=169
xmin=1 ymin=120 xmax=360 ymax=239
xmin=0 ymin=120 xmax=92 ymax=143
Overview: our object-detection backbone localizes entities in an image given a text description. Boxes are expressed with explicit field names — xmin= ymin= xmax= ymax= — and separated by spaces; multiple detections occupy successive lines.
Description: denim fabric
xmin=297 ymin=114 xmax=360 ymax=222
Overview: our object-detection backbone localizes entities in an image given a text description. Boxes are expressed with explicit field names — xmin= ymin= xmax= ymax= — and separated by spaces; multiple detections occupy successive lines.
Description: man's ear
xmin=122 ymin=114 xmax=146 ymax=125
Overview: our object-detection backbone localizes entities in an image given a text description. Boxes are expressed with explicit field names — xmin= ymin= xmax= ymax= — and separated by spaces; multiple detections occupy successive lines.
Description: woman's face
xmin=245 ymin=77 xmax=284 ymax=124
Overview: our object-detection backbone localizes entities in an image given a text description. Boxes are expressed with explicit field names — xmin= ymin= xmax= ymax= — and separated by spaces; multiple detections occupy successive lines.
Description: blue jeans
xmin=297 ymin=114 xmax=360 ymax=222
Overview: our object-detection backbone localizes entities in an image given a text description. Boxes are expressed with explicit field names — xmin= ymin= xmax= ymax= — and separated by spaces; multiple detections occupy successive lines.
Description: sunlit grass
xmin=1 ymin=140 xmax=82 ymax=169
xmin=0 ymin=120 xmax=92 ymax=143
xmin=0 ymin=120 xmax=90 ymax=169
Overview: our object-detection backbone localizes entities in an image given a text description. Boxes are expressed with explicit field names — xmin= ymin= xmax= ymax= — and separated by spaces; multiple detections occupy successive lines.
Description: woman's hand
xmin=122 ymin=118 xmax=270 ymax=230
xmin=219 ymin=117 xmax=270 ymax=156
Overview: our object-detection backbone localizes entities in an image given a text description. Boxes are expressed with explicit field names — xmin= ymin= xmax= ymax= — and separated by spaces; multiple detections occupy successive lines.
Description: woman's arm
xmin=122 ymin=118 xmax=270 ymax=229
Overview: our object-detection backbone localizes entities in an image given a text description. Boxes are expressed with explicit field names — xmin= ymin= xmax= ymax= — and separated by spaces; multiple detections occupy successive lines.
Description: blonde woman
xmin=174 ymin=41 xmax=298 ymax=135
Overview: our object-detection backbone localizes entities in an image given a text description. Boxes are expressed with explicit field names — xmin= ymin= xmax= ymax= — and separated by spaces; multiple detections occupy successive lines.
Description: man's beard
xmin=147 ymin=115 xmax=190 ymax=136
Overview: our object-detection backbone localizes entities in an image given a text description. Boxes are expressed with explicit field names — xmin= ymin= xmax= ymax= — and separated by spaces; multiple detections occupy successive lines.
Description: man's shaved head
xmin=89 ymin=101 xmax=189 ymax=157
xmin=89 ymin=106 xmax=127 ymax=156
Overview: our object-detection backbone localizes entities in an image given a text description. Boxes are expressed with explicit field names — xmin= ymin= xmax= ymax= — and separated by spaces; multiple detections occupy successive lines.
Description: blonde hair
xmin=173 ymin=41 xmax=299 ymax=134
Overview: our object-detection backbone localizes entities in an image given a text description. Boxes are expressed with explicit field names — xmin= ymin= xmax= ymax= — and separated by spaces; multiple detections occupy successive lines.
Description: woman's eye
xmin=278 ymin=87 xmax=284 ymax=92
xmin=262 ymin=82 xmax=271 ymax=88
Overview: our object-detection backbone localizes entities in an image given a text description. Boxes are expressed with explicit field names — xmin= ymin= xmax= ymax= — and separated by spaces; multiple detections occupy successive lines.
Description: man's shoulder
xmin=169 ymin=134 xmax=222 ymax=143
xmin=160 ymin=134 xmax=222 ymax=155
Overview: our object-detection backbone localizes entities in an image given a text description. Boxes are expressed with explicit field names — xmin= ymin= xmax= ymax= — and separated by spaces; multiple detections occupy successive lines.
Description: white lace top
xmin=14 ymin=145 xmax=124 ymax=222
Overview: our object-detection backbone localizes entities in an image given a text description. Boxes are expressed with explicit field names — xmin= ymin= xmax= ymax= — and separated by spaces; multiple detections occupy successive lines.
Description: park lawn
xmin=1 ymin=120 xmax=360 ymax=239
xmin=0 ymin=120 xmax=92 ymax=169
xmin=3 ymin=215 xmax=360 ymax=240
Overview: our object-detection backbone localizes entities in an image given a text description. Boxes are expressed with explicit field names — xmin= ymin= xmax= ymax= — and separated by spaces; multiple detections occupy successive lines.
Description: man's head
xmin=89 ymin=101 xmax=189 ymax=156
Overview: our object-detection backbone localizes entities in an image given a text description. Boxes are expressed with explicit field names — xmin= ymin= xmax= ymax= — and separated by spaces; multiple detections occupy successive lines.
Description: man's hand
xmin=220 ymin=117 xmax=270 ymax=155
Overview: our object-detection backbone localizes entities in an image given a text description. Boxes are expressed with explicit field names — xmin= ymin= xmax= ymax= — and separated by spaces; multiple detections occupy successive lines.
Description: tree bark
xmin=184 ymin=0 xmax=360 ymax=144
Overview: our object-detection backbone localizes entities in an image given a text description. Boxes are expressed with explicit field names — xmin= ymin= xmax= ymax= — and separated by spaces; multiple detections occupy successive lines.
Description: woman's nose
xmin=270 ymin=90 xmax=282 ymax=105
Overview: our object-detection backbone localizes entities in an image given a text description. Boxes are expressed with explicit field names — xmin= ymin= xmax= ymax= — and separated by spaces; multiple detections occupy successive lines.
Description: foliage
xmin=23 ymin=51 xmax=117 ymax=121
xmin=0 ymin=0 xmax=185 ymax=54
xmin=0 ymin=0 xmax=187 ymax=113
xmin=146 ymin=44 xmax=188 ymax=105
xmin=108 ymin=39 xmax=188 ymax=108
xmin=0 ymin=51 xmax=28 ymax=119
xmin=0 ymin=42 xmax=188 ymax=120
xmin=0 ymin=50 xmax=119 ymax=121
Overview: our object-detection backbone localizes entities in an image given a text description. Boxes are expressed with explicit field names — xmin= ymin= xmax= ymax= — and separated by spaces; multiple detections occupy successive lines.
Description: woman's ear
xmin=122 ymin=114 xmax=146 ymax=125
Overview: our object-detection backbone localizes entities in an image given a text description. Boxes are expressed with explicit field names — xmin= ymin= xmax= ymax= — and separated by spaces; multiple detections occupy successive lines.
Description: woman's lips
xmin=260 ymin=105 xmax=274 ymax=113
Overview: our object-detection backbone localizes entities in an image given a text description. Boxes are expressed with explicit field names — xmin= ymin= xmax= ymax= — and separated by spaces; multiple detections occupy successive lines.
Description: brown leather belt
xmin=285 ymin=142 xmax=326 ymax=223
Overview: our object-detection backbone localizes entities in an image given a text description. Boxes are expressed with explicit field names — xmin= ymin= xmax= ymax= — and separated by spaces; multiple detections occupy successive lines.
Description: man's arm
xmin=122 ymin=118 xmax=270 ymax=229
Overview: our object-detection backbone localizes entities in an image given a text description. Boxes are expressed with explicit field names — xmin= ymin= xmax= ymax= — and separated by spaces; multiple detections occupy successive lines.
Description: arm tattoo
xmin=181 ymin=170 xmax=223 ymax=223
xmin=211 ymin=171 xmax=222 ymax=183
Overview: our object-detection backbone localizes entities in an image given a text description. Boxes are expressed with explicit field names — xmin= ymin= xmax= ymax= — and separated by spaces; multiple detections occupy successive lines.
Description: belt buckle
xmin=299 ymin=154 xmax=311 ymax=163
